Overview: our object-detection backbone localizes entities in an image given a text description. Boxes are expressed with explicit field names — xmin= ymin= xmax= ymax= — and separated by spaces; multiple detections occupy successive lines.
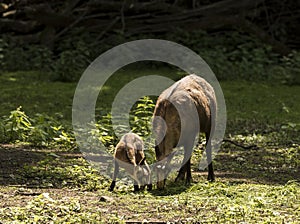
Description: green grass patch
xmin=1 ymin=69 xmax=300 ymax=125
xmin=221 ymin=81 xmax=300 ymax=124
xmin=1 ymin=181 xmax=299 ymax=223
xmin=0 ymin=71 xmax=75 ymax=121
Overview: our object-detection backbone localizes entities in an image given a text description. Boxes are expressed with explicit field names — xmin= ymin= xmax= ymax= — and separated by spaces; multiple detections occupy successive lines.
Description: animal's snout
xmin=156 ymin=163 xmax=170 ymax=190
xmin=156 ymin=179 xmax=166 ymax=190
xmin=135 ymin=165 xmax=151 ymax=186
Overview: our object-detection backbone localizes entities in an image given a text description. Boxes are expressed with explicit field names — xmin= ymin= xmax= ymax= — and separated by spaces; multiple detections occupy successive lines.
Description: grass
xmin=0 ymin=67 xmax=299 ymax=223
xmin=222 ymin=80 xmax=300 ymax=124
xmin=1 ymin=181 xmax=299 ymax=223
xmin=0 ymin=71 xmax=75 ymax=121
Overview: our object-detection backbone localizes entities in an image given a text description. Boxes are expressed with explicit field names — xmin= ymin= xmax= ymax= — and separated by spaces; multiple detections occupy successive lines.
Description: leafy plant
xmin=0 ymin=108 xmax=76 ymax=149
xmin=2 ymin=106 xmax=32 ymax=142
xmin=280 ymin=50 xmax=300 ymax=85
xmin=130 ymin=96 xmax=156 ymax=162
xmin=129 ymin=96 xmax=156 ymax=138
xmin=53 ymin=128 xmax=76 ymax=149
xmin=95 ymin=97 xmax=155 ymax=147
xmin=28 ymin=113 xmax=62 ymax=146
xmin=93 ymin=96 xmax=156 ymax=160
xmin=96 ymin=113 xmax=118 ymax=147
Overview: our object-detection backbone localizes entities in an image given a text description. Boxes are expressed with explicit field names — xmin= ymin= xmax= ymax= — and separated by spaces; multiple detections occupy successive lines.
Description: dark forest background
xmin=1 ymin=0 xmax=300 ymax=82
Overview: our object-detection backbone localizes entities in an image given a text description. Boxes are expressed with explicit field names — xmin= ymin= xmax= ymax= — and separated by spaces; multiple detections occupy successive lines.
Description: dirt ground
xmin=1 ymin=143 xmax=299 ymax=222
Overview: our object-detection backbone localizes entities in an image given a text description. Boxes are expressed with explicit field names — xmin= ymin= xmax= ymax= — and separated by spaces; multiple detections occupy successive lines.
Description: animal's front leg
xmin=133 ymin=179 xmax=140 ymax=192
xmin=144 ymin=162 xmax=153 ymax=191
xmin=109 ymin=160 xmax=119 ymax=191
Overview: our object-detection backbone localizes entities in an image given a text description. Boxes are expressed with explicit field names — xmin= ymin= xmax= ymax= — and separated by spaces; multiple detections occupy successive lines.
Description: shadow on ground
xmin=0 ymin=143 xmax=299 ymax=191
xmin=0 ymin=144 xmax=82 ymax=187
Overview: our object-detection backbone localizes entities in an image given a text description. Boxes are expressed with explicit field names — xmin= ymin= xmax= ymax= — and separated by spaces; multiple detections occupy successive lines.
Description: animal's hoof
xmin=108 ymin=185 xmax=115 ymax=192
xmin=175 ymin=173 xmax=185 ymax=182
xmin=109 ymin=181 xmax=116 ymax=191
xmin=147 ymin=184 xmax=152 ymax=191
xmin=156 ymin=181 xmax=165 ymax=190
xmin=185 ymin=178 xmax=192 ymax=186
xmin=134 ymin=185 xmax=140 ymax=192
xmin=207 ymin=175 xmax=215 ymax=182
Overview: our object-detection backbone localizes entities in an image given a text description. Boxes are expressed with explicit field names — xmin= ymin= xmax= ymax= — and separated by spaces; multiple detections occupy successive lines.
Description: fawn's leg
xmin=109 ymin=160 xmax=119 ymax=191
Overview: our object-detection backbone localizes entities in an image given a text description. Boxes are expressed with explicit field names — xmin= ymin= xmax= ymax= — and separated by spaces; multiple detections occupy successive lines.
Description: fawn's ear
xmin=138 ymin=157 xmax=146 ymax=165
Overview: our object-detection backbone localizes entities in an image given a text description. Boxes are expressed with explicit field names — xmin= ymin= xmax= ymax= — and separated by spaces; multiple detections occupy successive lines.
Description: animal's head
xmin=155 ymin=147 xmax=176 ymax=190
xmin=155 ymin=163 xmax=171 ymax=190
xmin=133 ymin=157 xmax=151 ymax=189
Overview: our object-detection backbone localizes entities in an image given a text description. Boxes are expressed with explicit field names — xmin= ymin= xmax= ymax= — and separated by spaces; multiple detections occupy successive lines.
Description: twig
xmin=54 ymin=8 xmax=88 ymax=40
xmin=94 ymin=16 xmax=120 ymax=42
xmin=223 ymin=139 xmax=258 ymax=150
xmin=120 ymin=0 xmax=126 ymax=33
xmin=15 ymin=191 xmax=42 ymax=196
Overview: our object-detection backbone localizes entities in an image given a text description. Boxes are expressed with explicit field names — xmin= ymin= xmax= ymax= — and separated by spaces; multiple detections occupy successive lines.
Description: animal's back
xmin=158 ymin=75 xmax=214 ymax=100
xmin=155 ymin=75 xmax=215 ymax=127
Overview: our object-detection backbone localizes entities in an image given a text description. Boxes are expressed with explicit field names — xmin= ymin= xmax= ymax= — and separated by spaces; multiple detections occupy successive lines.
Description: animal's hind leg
xmin=186 ymin=158 xmax=192 ymax=185
xmin=175 ymin=142 xmax=193 ymax=183
xmin=109 ymin=160 xmax=119 ymax=191
xmin=206 ymin=133 xmax=215 ymax=181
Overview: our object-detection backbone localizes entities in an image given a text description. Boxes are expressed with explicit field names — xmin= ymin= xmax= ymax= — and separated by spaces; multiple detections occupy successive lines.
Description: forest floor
xmin=0 ymin=141 xmax=299 ymax=223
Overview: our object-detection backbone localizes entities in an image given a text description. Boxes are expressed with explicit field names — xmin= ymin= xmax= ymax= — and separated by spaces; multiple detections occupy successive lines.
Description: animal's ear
xmin=138 ymin=157 xmax=146 ymax=165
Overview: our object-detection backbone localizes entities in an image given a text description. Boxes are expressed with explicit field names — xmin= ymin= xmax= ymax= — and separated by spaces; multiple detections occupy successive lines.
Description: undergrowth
xmin=1 ymin=30 xmax=300 ymax=83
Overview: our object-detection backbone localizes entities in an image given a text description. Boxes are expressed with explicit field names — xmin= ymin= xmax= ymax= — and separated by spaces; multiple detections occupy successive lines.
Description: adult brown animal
xmin=153 ymin=74 xmax=216 ymax=189
xmin=109 ymin=133 xmax=152 ymax=192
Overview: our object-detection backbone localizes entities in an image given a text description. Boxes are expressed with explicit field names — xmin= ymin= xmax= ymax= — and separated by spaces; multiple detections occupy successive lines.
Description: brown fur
xmin=109 ymin=133 xmax=152 ymax=192
xmin=153 ymin=74 xmax=216 ymax=189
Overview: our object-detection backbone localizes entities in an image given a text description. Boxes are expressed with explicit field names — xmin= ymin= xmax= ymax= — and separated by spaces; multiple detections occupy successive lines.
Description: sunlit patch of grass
xmin=1 ymin=70 xmax=300 ymax=126
xmin=19 ymin=155 xmax=109 ymax=191
xmin=0 ymin=71 xmax=76 ymax=121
